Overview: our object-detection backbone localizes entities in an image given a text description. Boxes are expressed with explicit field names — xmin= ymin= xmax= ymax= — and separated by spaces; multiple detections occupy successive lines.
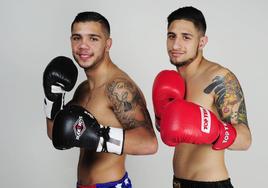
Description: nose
xmin=172 ymin=38 xmax=182 ymax=50
xmin=79 ymin=38 xmax=89 ymax=49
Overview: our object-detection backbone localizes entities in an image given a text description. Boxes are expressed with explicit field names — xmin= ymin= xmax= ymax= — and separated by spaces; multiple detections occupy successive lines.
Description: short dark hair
xmin=167 ymin=6 xmax=206 ymax=35
xmin=71 ymin=11 xmax=110 ymax=36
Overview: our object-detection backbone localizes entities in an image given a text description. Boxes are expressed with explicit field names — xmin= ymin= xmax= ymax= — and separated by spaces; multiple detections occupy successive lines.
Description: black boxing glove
xmin=52 ymin=105 xmax=125 ymax=155
xmin=43 ymin=56 xmax=78 ymax=120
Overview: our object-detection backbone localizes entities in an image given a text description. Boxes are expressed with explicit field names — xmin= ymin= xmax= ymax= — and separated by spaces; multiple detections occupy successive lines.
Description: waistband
xmin=77 ymin=172 xmax=132 ymax=188
xmin=173 ymin=176 xmax=233 ymax=188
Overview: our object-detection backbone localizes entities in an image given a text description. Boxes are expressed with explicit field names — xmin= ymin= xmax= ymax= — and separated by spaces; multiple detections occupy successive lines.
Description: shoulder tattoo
xmin=106 ymin=78 xmax=152 ymax=130
xmin=204 ymin=72 xmax=248 ymax=125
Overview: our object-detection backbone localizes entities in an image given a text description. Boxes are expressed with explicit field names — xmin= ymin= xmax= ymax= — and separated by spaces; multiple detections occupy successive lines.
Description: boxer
xmin=152 ymin=6 xmax=252 ymax=188
xmin=43 ymin=11 xmax=158 ymax=188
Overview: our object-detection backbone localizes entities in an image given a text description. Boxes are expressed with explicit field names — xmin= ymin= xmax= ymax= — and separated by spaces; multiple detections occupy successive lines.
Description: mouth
xmin=170 ymin=50 xmax=185 ymax=58
xmin=77 ymin=53 xmax=93 ymax=61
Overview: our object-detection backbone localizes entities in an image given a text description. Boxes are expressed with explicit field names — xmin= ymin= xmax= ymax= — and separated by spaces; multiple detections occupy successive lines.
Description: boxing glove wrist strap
xmin=44 ymin=97 xmax=55 ymax=119
xmin=212 ymin=123 xmax=237 ymax=150
xmin=96 ymin=126 xmax=125 ymax=155
xmin=43 ymin=92 xmax=65 ymax=120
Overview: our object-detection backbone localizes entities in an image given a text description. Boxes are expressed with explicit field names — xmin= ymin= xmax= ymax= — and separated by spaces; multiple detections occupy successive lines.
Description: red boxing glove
xmin=161 ymin=99 xmax=237 ymax=150
xmin=152 ymin=70 xmax=185 ymax=130
xmin=212 ymin=122 xmax=237 ymax=150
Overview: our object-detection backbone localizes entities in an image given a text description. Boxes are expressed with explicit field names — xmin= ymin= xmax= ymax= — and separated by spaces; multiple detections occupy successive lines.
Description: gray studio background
xmin=0 ymin=0 xmax=266 ymax=187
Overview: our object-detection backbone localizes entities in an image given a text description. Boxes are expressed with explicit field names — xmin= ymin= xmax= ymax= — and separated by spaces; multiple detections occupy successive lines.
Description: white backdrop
xmin=0 ymin=0 xmax=267 ymax=187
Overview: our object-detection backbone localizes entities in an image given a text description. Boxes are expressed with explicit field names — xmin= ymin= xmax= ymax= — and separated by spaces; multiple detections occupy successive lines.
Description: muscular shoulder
xmin=104 ymin=76 xmax=151 ymax=130
xmin=105 ymin=76 xmax=146 ymax=111
xmin=201 ymin=60 xmax=229 ymax=80
xmin=203 ymin=61 xmax=240 ymax=95
xmin=200 ymin=61 xmax=237 ymax=94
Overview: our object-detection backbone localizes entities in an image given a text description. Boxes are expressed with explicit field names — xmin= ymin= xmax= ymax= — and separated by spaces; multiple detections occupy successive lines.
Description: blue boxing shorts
xmin=77 ymin=172 xmax=132 ymax=188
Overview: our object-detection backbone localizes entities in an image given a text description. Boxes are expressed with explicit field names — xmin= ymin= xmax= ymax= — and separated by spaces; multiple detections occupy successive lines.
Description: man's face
xmin=167 ymin=19 xmax=204 ymax=67
xmin=70 ymin=21 xmax=111 ymax=69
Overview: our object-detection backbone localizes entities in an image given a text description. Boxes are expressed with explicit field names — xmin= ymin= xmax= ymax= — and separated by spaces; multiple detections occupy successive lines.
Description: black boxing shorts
xmin=77 ymin=172 xmax=132 ymax=188
xmin=173 ymin=176 xmax=234 ymax=188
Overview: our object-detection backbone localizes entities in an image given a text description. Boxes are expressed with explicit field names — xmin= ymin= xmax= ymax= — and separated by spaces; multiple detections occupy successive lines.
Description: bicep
xmin=106 ymin=79 xmax=153 ymax=130
xmin=213 ymin=72 xmax=248 ymax=126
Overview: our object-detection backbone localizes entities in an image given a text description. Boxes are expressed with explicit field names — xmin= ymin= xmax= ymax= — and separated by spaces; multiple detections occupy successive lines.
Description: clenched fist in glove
xmin=43 ymin=56 xmax=78 ymax=120
xmin=53 ymin=105 xmax=125 ymax=155
xmin=152 ymin=70 xmax=236 ymax=150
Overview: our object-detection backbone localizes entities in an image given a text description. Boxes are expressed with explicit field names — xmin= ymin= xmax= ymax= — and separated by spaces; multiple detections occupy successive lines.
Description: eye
xmin=90 ymin=37 xmax=98 ymax=41
xmin=167 ymin=34 xmax=175 ymax=40
xmin=183 ymin=36 xmax=191 ymax=40
xmin=72 ymin=36 xmax=81 ymax=41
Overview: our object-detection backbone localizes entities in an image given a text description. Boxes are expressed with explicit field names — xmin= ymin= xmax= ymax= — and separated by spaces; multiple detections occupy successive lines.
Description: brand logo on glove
xmin=200 ymin=107 xmax=211 ymax=133
xmin=222 ymin=123 xmax=230 ymax=143
xmin=73 ymin=116 xmax=86 ymax=140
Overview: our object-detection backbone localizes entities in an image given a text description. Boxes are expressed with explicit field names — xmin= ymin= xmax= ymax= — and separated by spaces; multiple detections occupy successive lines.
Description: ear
xmin=105 ymin=38 xmax=112 ymax=52
xmin=198 ymin=35 xmax=208 ymax=50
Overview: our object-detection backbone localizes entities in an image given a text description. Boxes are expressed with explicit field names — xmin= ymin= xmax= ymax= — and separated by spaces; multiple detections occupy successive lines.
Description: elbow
xmin=150 ymin=138 xmax=159 ymax=154
xmin=230 ymin=131 xmax=252 ymax=151
xmin=239 ymin=127 xmax=252 ymax=151
xmin=229 ymin=124 xmax=252 ymax=151
xmin=145 ymin=137 xmax=158 ymax=155
xmin=235 ymin=139 xmax=251 ymax=151
xmin=241 ymin=136 xmax=252 ymax=151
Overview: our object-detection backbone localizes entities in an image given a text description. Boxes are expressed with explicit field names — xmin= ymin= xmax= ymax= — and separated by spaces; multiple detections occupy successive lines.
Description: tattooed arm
xmin=204 ymin=70 xmax=252 ymax=150
xmin=106 ymin=78 xmax=158 ymax=155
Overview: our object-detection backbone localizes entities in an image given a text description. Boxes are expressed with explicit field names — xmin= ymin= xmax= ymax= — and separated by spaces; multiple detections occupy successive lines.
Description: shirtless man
xmin=43 ymin=11 xmax=158 ymax=188
xmin=152 ymin=6 xmax=252 ymax=188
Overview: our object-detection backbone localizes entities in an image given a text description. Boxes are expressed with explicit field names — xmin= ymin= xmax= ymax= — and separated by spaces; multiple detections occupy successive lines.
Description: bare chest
xmin=185 ymin=76 xmax=215 ymax=112
xmin=83 ymin=88 xmax=121 ymax=128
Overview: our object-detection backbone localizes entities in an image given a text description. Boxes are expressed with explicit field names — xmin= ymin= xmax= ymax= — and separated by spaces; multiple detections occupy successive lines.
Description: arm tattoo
xmin=106 ymin=78 xmax=153 ymax=130
xmin=204 ymin=72 xmax=248 ymax=126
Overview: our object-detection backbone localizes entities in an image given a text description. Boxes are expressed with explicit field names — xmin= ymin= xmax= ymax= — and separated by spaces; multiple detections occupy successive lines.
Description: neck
xmin=85 ymin=54 xmax=114 ymax=89
xmin=177 ymin=51 xmax=204 ymax=79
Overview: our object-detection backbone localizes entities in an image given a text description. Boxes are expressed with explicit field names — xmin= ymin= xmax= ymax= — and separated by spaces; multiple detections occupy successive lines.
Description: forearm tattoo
xmin=106 ymin=78 xmax=152 ymax=130
xmin=204 ymin=72 xmax=248 ymax=125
